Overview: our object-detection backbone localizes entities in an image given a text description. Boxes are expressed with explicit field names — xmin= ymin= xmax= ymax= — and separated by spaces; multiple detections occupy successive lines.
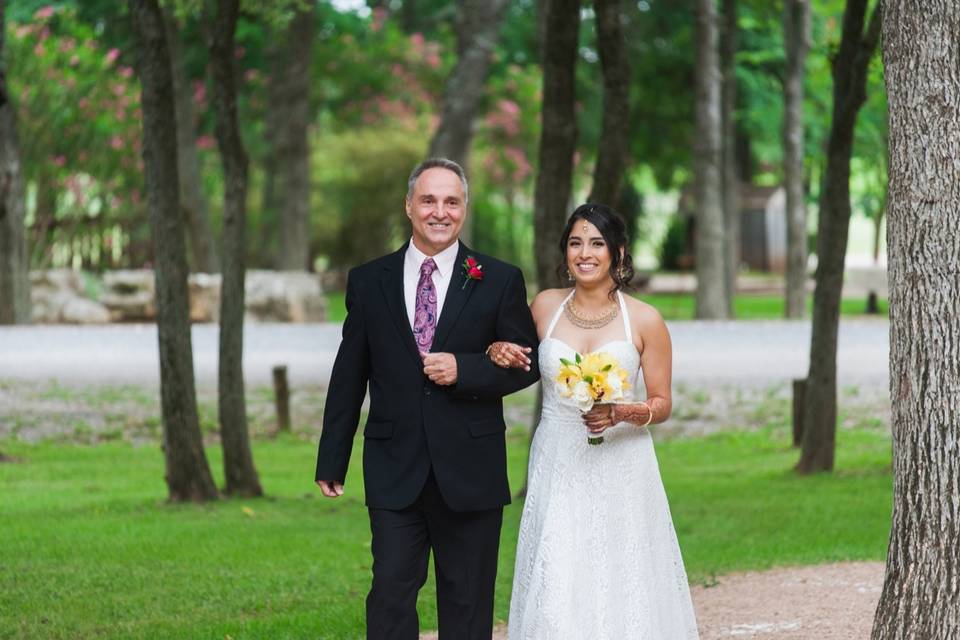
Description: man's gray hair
xmin=406 ymin=158 xmax=469 ymax=203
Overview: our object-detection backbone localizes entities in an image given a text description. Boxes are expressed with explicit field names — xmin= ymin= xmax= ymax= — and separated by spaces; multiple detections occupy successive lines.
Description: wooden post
xmin=792 ymin=378 xmax=806 ymax=447
xmin=273 ymin=365 xmax=290 ymax=433
xmin=866 ymin=290 xmax=880 ymax=314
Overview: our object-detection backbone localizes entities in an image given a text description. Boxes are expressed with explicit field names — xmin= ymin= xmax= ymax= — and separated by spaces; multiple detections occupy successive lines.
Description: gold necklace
xmin=563 ymin=297 xmax=619 ymax=330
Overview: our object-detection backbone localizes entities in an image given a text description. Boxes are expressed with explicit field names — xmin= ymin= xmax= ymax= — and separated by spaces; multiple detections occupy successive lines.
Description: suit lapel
xmin=431 ymin=243 xmax=477 ymax=352
xmin=380 ymin=243 xmax=423 ymax=367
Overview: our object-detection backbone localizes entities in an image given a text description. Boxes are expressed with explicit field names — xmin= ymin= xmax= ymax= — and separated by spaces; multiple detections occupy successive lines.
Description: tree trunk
xmin=721 ymin=0 xmax=739 ymax=315
xmin=0 ymin=0 xmax=30 ymax=325
xmin=796 ymin=0 xmax=882 ymax=474
xmin=401 ymin=0 xmax=418 ymax=33
xmin=784 ymin=0 xmax=810 ymax=318
xmin=268 ymin=4 xmax=315 ymax=272
xmin=163 ymin=8 xmax=219 ymax=274
xmin=533 ymin=0 xmax=580 ymax=293
xmin=428 ymin=0 xmax=511 ymax=244
xmin=694 ymin=0 xmax=729 ymax=319
xmin=522 ymin=0 xmax=580 ymax=496
xmin=205 ymin=0 xmax=262 ymax=498
xmin=587 ymin=0 xmax=630 ymax=207
xmin=129 ymin=0 xmax=218 ymax=503
xmin=871 ymin=1 xmax=960 ymax=635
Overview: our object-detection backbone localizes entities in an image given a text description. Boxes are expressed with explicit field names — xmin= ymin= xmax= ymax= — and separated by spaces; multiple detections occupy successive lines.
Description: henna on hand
xmin=487 ymin=341 xmax=531 ymax=370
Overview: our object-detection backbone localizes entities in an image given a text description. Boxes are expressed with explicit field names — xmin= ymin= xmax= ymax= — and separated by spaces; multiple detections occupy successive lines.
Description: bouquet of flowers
xmin=555 ymin=351 xmax=630 ymax=445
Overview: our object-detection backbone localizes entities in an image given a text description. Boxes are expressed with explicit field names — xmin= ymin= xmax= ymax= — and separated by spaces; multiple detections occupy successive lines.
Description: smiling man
xmin=315 ymin=158 xmax=540 ymax=639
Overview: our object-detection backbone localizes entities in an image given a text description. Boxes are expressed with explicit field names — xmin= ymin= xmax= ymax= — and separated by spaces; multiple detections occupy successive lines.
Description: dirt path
xmin=420 ymin=562 xmax=884 ymax=639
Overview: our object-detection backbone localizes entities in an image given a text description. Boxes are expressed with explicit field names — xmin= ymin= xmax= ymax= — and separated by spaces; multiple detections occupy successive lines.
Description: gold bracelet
xmin=639 ymin=401 xmax=654 ymax=428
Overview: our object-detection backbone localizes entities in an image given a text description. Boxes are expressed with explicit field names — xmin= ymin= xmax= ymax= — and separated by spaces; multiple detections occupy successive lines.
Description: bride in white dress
xmin=488 ymin=204 xmax=699 ymax=639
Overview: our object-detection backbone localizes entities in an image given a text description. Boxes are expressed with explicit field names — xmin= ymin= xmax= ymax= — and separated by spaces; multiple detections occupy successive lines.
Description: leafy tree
xmin=797 ymin=0 xmax=883 ymax=474
xmin=129 ymin=0 xmax=217 ymax=502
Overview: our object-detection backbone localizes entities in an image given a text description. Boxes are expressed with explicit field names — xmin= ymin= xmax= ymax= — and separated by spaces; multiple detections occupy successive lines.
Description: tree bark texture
xmin=694 ymin=0 xmax=729 ymax=319
xmin=587 ymin=0 xmax=630 ymax=208
xmin=268 ymin=4 xmax=315 ymax=272
xmin=129 ymin=0 xmax=217 ymax=502
xmin=163 ymin=8 xmax=219 ymax=274
xmin=784 ymin=0 xmax=810 ymax=318
xmin=720 ymin=0 xmax=739 ymax=314
xmin=533 ymin=0 xmax=580 ymax=292
xmin=206 ymin=0 xmax=262 ymax=498
xmin=523 ymin=0 xmax=580 ymax=496
xmin=797 ymin=0 xmax=882 ymax=474
xmin=0 ymin=0 xmax=29 ymax=325
xmin=428 ymin=0 xmax=509 ymax=172
xmin=871 ymin=1 xmax=960 ymax=636
xmin=429 ymin=0 xmax=510 ymax=244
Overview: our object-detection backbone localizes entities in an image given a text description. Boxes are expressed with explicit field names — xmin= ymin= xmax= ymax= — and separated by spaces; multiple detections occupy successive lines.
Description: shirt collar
xmin=406 ymin=239 xmax=460 ymax=279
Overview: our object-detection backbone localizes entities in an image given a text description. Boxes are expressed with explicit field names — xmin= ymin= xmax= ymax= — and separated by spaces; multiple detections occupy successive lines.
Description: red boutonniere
xmin=462 ymin=256 xmax=484 ymax=289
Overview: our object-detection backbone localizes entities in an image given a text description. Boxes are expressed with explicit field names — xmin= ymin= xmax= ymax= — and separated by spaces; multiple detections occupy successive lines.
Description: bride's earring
xmin=566 ymin=268 xmax=574 ymax=282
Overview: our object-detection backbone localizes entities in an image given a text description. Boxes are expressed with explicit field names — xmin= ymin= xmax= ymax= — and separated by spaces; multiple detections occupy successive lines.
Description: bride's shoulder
xmin=531 ymin=288 xmax=571 ymax=308
xmin=623 ymin=294 xmax=667 ymax=329
xmin=530 ymin=288 xmax=572 ymax=321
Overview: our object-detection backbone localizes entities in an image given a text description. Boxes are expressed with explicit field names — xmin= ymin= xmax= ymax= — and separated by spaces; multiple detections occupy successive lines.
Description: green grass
xmin=0 ymin=424 xmax=892 ymax=639
xmin=639 ymin=292 xmax=889 ymax=320
xmin=323 ymin=291 xmax=888 ymax=323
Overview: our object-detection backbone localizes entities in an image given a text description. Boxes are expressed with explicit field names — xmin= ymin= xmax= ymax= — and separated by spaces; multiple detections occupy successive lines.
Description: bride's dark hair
xmin=556 ymin=203 xmax=635 ymax=298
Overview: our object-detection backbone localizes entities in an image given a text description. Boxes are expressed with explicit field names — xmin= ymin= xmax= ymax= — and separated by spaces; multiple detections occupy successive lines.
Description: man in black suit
xmin=316 ymin=158 xmax=540 ymax=639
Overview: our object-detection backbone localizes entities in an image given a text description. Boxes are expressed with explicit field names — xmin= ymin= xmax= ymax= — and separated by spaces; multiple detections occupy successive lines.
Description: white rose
xmin=572 ymin=381 xmax=594 ymax=412
xmin=608 ymin=374 xmax=623 ymax=400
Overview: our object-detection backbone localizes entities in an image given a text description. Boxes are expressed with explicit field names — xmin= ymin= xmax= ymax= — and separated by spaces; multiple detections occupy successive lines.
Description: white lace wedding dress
xmin=508 ymin=291 xmax=700 ymax=639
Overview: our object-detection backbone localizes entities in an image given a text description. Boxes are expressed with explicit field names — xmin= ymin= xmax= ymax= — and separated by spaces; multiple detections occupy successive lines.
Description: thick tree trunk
xmin=694 ymin=0 xmax=729 ymax=319
xmin=522 ymin=0 xmax=580 ymax=496
xmin=797 ymin=0 xmax=882 ymax=474
xmin=871 ymin=1 xmax=960 ymax=635
xmin=587 ymin=0 xmax=630 ymax=207
xmin=784 ymin=0 xmax=810 ymax=318
xmin=129 ymin=0 xmax=218 ymax=502
xmin=428 ymin=0 xmax=511 ymax=244
xmin=268 ymin=4 xmax=315 ymax=271
xmin=206 ymin=0 xmax=262 ymax=498
xmin=163 ymin=8 xmax=219 ymax=274
xmin=0 ymin=1 xmax=29 ymax=325
xmin=533 ymin=0 xmax=580 ymax=292
xmin=720 ymin=0 xmax=739 ymax=314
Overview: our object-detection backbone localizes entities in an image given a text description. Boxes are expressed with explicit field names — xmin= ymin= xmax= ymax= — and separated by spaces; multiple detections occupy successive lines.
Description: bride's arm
xmin=488 ymin=341 xmax=531 ymax=369
xmin=583 ymin=304 xmax=672 ymax=433
xmin=622 ymin=306 xmax=673 ymax=425
xmin=488 ymin=290 xmax=557 ymax=369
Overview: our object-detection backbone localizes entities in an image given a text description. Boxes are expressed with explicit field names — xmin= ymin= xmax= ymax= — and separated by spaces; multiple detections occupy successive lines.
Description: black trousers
xmin=366 ymin=471 xmax=503 ymax=640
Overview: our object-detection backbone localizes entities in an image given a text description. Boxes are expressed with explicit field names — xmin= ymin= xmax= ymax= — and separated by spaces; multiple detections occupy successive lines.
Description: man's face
xmin=405 ymin=167 xmax=466 ymax=255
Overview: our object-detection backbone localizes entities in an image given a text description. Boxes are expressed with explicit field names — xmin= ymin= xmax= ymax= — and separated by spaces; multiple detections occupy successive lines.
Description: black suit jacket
xmin=315 ymin=242 xmax=540 ymax=511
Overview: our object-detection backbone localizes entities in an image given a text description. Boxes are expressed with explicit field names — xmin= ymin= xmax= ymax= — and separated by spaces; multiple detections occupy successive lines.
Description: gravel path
xmin=420 ymin=562 xmax=885 ymax=639
xmin=0 ymin=319 xmax=889 ymax=388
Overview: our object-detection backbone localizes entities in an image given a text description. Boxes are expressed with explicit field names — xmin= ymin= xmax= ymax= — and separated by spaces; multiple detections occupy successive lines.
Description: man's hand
xmin=422 ymin=352 xmax=458 ymax=385
xmin=317 ymin=480 xmax=344 ymax=498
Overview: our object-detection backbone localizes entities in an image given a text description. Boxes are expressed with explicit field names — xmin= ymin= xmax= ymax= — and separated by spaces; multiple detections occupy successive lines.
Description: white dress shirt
xmin=404 ymin=239 xmax=460 ymax=329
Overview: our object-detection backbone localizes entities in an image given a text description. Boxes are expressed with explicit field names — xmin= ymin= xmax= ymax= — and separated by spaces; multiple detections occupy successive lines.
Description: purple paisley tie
xmin=413 ymin=258 xmax=438 ymax=353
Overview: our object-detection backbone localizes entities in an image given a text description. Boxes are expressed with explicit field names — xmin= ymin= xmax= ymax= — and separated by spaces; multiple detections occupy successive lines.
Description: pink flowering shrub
xmin=7 ymin=6 xmax=145 ymax=268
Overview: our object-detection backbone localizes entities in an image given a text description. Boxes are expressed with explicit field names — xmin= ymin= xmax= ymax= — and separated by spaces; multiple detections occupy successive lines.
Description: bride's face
xmin=566 ymin=219 xmax=612 ymax=286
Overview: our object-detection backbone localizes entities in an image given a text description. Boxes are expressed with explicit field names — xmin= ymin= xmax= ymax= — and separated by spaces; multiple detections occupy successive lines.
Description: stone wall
xmin=29 ymin=269 xmax=327 ymax=324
